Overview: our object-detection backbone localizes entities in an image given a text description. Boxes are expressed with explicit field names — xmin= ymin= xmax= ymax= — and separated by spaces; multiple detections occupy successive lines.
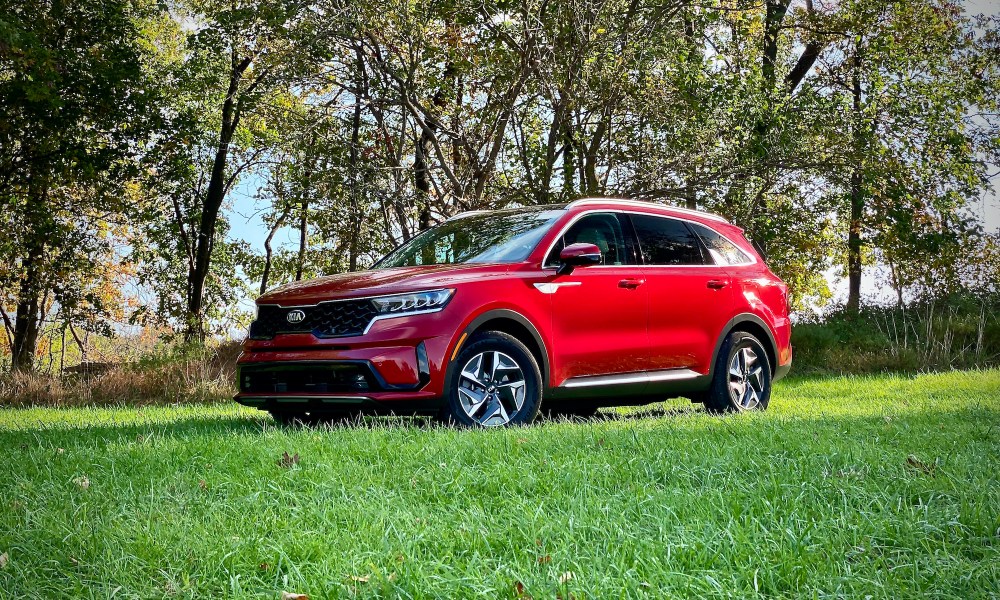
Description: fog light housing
xmin=351 ymin=373 xmax=370 ymax=391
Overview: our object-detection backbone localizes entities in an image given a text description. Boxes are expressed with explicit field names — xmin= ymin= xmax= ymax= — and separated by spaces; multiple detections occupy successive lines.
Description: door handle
xmin=619 ymin=278 xmax=645 ymax=289
xmin=707 ymin=279 xmax=729 ymax=290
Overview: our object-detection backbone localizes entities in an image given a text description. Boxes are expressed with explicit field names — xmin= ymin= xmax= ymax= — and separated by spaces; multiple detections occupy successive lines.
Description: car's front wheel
xmin=703 ymin=331 xmax=772 ymax=414
xmin=442 ymin=331 xmax=542 ymax=427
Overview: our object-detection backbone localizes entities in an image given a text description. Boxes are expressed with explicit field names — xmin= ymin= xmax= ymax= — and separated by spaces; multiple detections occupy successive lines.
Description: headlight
xmin=371 ymin=289 xmax=454 ymax=315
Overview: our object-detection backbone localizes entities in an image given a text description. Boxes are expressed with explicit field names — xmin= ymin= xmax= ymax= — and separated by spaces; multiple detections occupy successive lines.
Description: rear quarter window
xmin=688 ymin=222 xmax=754 ymax=266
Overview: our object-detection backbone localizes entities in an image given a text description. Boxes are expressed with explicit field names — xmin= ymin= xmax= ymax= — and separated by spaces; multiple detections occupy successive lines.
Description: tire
xmin=441 ymin=331 xmax=542 ymax=427
xmin=703 ymin=331 xmax=772 ymax=414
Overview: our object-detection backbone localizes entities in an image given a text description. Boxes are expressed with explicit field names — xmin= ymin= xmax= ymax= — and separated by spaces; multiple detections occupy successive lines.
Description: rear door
xmin=628 ymin=213 xmax=735 ymax=375
xmin=544 ymin=212 xmax=649 ymax=385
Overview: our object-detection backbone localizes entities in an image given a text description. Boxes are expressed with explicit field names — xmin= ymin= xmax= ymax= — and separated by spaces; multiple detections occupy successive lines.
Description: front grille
xmin=248 ymin=299 xmax=379 ymax=340
xmin=238 ymin=362 xmax=378 ymax=394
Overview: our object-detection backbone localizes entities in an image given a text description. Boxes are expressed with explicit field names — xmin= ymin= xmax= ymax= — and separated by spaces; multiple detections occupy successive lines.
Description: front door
xmin=542 ymin=212 xmax=649 ymax=386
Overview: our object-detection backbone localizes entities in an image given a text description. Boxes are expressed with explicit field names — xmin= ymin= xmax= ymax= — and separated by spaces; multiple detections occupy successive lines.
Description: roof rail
xmin=566 ymin=197 xmax=729 ymax=224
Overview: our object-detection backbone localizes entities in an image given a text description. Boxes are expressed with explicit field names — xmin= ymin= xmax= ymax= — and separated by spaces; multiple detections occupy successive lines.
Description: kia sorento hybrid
xmin=236 ymin=198 xmax=792 ymax=426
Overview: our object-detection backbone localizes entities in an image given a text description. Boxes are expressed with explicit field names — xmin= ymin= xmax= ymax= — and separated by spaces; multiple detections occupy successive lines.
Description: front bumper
xmin=234 ymin=393 xmax=443 ymax=415
xmin=234 ymin=329 xmax=455 ymax=410
xmin=773 ymin=345 xmax=793 ymax=382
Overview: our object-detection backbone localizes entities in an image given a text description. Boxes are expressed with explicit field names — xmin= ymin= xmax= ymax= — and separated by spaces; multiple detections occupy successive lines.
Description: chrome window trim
xmin=540 ymin=209 xmax=639 ymax=269
xmin=685 ymin=221 xmax=756 ymax=267
xmin=628 ymin=212 xmax=759 ymax=267
xmin=540 ymin=209 xmax=757 ymax=270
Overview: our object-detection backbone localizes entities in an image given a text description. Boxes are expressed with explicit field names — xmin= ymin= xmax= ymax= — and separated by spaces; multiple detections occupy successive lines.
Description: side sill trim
xmin=560 ymin=368 xmax=700 ymax=389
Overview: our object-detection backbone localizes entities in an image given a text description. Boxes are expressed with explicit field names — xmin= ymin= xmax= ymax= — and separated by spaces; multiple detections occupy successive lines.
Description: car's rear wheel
xmin=442 ymin=331 xmax=542 ymax=427
xmin=703 ymin=331 xmax=772 ymax=414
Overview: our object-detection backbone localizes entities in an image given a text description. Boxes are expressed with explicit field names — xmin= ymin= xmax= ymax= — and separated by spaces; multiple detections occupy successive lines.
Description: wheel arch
xmin=710 ymin=314 xmax=779 ymax=379
xmin=449 ymin=309 xmax=550 ymax=392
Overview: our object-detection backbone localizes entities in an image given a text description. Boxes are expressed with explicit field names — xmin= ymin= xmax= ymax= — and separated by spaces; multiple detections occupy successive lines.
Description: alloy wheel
xmin=728 ymin=345 xmax=766 ymax=410
xmin=457 ymin=351 xmax=526 ymax=426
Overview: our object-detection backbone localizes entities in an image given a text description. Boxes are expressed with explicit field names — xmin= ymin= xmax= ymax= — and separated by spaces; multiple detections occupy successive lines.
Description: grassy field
xmin=1 ymin=371 xmax=999 ymax=599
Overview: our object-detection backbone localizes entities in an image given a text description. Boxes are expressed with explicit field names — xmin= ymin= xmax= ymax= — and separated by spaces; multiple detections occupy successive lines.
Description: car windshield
xmin=375 ymin=207 xmax=565 ymax=268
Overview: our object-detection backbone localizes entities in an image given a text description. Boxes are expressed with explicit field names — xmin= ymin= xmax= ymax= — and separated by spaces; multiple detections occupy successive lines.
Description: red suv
xmin=236 ymin=198 xmax=792 ymax=426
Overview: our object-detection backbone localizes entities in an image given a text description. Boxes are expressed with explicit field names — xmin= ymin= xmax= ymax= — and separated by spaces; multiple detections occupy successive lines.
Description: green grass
xmin=1 ymin=371 xmax=999 ymax=599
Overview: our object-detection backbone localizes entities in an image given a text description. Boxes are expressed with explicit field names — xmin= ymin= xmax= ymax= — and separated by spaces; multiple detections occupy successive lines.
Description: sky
xmin=224 ymin=0 xmax=1000 ymax=306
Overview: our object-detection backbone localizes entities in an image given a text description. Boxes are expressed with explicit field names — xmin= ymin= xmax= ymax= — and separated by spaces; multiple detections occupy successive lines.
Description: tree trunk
xmin=413 ymin=20 xmax=459 ymax=230
xmin=186 ymin=52 xmax=252 ymax=341
xmin=296 ymin=197 xmax=309 ymax=281
xmin=0 ymin=305 xmax=14 ymax=351
xmin=846 ymin=52 xmax=864 ymax=314
xmin=10 ymin=185 xmax=47 ymax=372
xmin=295 ymin=133 xmax=318 ymax=281
xmin=684 ymin=178 xmax=697 ymax=210
xmin=11 ymin=280 xmax=41 ymax=372
xmin=562 ymin=113 xmax=576 ymax=196
xmin=348 ymin=44 xmax=364 ymax=271
xmin=847 ymin=170 xmax=863 ymax=313
xmin=260 ymin=204 xmax=291 ymax=295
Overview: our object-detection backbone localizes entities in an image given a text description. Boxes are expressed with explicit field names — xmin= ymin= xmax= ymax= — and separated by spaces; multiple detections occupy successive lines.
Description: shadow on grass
xmin=537 ymin=403 xmax=706 ymax=424
xmin=0 ymin=414 xmax=268 ymax=445
xmin=1 ymin=402 xmax=706 ymax=444
xmin=6 ymin=386 xmax=999 ymax=446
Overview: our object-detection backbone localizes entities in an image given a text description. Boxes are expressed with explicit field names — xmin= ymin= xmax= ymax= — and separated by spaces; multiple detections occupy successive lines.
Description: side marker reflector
xmin=451 ymin=332 xmax=468 ymax=361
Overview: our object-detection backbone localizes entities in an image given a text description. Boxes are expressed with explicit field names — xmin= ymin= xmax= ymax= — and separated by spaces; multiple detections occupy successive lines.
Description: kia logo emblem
xmin=286 ymin=309 xmax=306 ymax=324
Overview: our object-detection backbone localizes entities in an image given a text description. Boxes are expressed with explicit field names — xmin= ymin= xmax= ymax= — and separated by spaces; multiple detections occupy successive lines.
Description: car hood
xmin=257 ymin=263 xmax=511 ymax=306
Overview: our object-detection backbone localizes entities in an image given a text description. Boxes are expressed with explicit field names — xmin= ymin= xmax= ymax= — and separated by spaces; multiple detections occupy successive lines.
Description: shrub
xmin=0 ymin=341 xmax=241 ymax=407
xmin=792 ymin=294 xmax=1000 ymax=374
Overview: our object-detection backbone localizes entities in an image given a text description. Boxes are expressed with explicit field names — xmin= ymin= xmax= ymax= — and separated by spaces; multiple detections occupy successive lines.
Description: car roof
xmin=447 ymin=198 xmax=729 ymax=225
xmin=566 ymin=197 xmax=729 ymax=224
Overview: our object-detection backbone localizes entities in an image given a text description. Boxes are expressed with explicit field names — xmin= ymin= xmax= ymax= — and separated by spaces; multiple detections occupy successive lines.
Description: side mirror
xmin=556 ymin=242 xmax=602 ymax=275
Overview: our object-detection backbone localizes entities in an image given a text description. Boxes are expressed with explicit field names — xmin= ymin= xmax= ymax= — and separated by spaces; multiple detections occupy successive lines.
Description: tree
xmin=0 ymin=0 xmax=162 ymax=370
xmin=130 ymin=0 xmax=326 ymax=339
xmin=816 ymin=0 xmax=1000 ymax=311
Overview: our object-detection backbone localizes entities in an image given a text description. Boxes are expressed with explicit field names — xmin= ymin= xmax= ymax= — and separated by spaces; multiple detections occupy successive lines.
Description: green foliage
xmin=2 ymin=0 xmax=999 ymax=366
xmin=793 ymin=293 xmax=1000 ymax=374
xmin=0 ymin=0 xmax=167 ymax=368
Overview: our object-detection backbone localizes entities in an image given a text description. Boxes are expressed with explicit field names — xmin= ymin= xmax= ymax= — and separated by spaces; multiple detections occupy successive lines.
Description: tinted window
xmin=629 ymin=214 xmax=707 ymax=265
xmin=376 ymin=208 xmax=564 ymax=268
xmin=545 ymin=213 xmax=634 ymax=267
xmin=689 ymin=223 xmax=753 ymax=266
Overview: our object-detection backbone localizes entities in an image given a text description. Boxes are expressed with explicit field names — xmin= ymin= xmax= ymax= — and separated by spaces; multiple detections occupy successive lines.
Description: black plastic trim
xmin=237 ymin=359 xmax=424 ymax=394
xmin=415 ymin=341 xmax=431 ymax=386
xmin=451 ymin=309 xmax=550 ymax=392
xmin=708 ymin=313 xmax=780 ymax=381
xmin=773 ymin=361 xmax=791 ymax=382
xmin=234 ymin=394 xmax=443 ymax=416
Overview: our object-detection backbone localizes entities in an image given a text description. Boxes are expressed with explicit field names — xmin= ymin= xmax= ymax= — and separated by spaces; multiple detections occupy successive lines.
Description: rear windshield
xmin=375 ymin=208 xmax=565 ymax=268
